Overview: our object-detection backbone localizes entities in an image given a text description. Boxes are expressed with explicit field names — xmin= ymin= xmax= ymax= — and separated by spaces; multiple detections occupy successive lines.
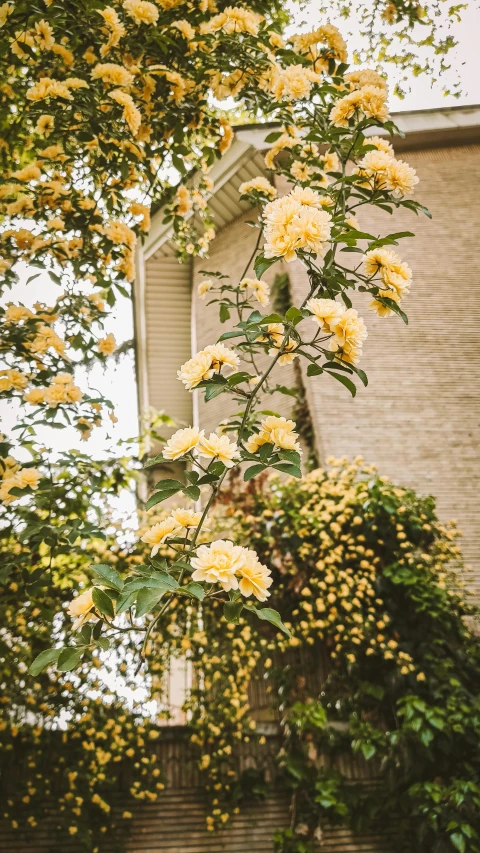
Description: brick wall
xmin=282 ymin=144 xmax=480 ymax=599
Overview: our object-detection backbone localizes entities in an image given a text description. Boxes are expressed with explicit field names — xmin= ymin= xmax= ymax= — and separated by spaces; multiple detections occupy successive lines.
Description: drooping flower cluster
xmin=177 ymin=344 xmax=240 ymax=390
xmin=263 ymin=187 xmax=332 ymax=263
xmin=363 ymin=247 xmax=412 ymax=316
xmin=307 ymin=298 xmax=368 ymax=365
xmin=162 ymin=426 xmax=240 ymax=468
xmin=191 ymin=539 xmax=273 ymax=601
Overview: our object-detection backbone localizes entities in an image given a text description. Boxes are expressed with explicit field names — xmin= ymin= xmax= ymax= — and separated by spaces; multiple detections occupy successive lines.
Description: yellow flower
xmin=141 ymin=518 xmax=180 ymax=556
xmin=191 ymin=540 xmax=245 ymax=591
xmin=35 ymin=114 xmax=54 ymax=136
xmin=238 ymin=177 xmax=276 ymax=199
xmin=197 ymin=279 xmax=213 ymax=299
xmin=175 ymin=185 xmax=192 ymax=216
xmin=108 ymin=89 xmax=141 ymax=135
xmin=170 ymin=508 xmax=203 ymax=529
xmin=24 ymin=388 xmax=45 ymax=405
xmin=384 ymin=158 xmax=419 ymax=197
xmin=67 ymin=588 xmax=95 ymax=631
xmin=306 ymin=297 xmax=343 ymax=331
xmin=34 ymin=19 xmax=55 ymax=50
xmin=239 ymin=278 xmax=270 ymax=307
xmin=238 ymin=550 xmax=272 ymax=601
xmin=12 ymin=163 xmax=41 ymax=181
xmin=0 ymin=368 xmax=28 ymax=391
xmin=177 ymin=351 xmax=215 ymax=390
xmin=97 ymin=333 xmax=117 ymax=355
xmin=270 ymin=64 xmax=320 ymax=101
xmin=91 ymin=63 xmax=134 ymax=88
xmin=123 ymin=0 xmax=159 ymax=25
xmin=246 ymin=415 xmax=301 ymax=454
xmin=203 ymin=343 xmax=240 ymax=371
xmin=198 ymin=432 xmax=240 ymax=468
xmin=163 ymin=426 xmax=203 ymax=460
xmin=129 ymin=201 xmax=150 ymax=232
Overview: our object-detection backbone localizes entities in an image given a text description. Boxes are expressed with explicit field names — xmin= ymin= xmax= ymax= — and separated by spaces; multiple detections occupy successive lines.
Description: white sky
xmin=2 ymin=3 xmax=479 ymax=461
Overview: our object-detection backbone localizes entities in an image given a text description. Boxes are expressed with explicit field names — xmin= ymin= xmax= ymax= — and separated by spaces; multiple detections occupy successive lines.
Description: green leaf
xmin=264 ymin=130 xmax=283 ymax=143
xmin=57 ymin=647 xmax=85 ymax=672
xmin=244 ymin=463 xmax=266 ymax=482
xmin=115 ymin=590 xmax=138 ymax=614
xmin=224 ymin=601 xmax=243 ymax=623
xmin=273 ymin=463 xmax=302 ymax=478
xmin=327 ymin=371 xmax=357 ymax=396
xmin=360 ymin=742 xmax=376 ymax=760
xmin=146 ymin=484 xmax=183 ymax=510
xmin=254 ymin=254 xmax=277 ymax=278
xmin=154 ymin=478 xmax=186 ymax=491
xmin=227 ymin=371 xmax=252 ymax=387
xmin=307 ymin=364 xmax=323 ymax=377
xmin=249 ymin=606 xmax=291 ymax=637
xmin=219 ymin=303 xmax=230 ymax=323
xmin=92 ymin=564 xmax=123 ymax=592
xmin=135 ymin=588 xmax=166 ymax=618
xmin=258 ymin=313 xmax=284 ymax=324
xmin=374 ymin=296 xmax=408 ymax=324
xmin=218 ymin=330 xmax=245 ymax=342
xmin=183 ymin=484 xmax=201 ymax=501
xmin=92 ymin=588 xmax=115 ymax=619
xmin=97 ymin=637 xmax=110 ymax=652
xmin=182 ymin=582 xmax=205 ymax=601
xmin=124 ymin=574 xmax=179 ymax=593
xmin=285 ymin=306 xmax=304 ymax=324
xmin=205 ymin=383 xmax=226 ymax=402
xmin=29 ymin=648 xmax=60 ymax=676
xmin=450 ymin=834 xmax=466 ymax=853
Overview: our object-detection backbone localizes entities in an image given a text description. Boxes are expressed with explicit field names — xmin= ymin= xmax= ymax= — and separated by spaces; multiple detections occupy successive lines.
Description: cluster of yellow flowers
xmin=24 ymin=373 xmax=83 ymax=407
xmin=330 ymin=77 xmax=389 ymax=127
xmin=245 ymin=415 xmax=302 ymax=454
xmin=355 ymin=135 xmax=419 ymax=197
xmin=191 ymin=539 xmax=272 ymax=601
xmin=0 ymin=459 xmax=41 ymax=505
xmin=239 ymin=277 xmax=270 ymax=306
xmin=263 ymin=187 xmax=332 ymax=263
xmin=177 ymin=343 xmax=239 ymax=390
xmin=238 ymin=177 xmax=277 ymax=199
xmin=363 ymin=247 xmax=412 ymax=316
xmin=162 ymin=425 xmax=240 ymax=467
xmin=307 ymin=298 xmax=368 ymax=365
xmin=289 ymin=24 xmax=348 ymax=67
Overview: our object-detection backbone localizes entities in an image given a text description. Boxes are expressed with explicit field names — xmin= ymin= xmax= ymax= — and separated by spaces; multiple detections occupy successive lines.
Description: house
xmin=134 ymin=104 xmax=480 ymax=605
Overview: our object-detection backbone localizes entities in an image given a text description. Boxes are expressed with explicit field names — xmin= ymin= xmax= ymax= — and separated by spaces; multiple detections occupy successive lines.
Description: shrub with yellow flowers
xmin=200 ymin=459 xmax=480 ymax=853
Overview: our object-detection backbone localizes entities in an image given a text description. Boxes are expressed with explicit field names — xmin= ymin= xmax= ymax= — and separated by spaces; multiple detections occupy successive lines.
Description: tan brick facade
xmin=189 ymin=144 xmax=480 ymax=599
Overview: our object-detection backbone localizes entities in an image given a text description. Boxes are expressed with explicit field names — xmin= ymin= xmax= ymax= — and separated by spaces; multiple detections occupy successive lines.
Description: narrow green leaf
xmin=249 ymin=606 xmax=291 ymax=637
xmin=273 ymin=462 xmax=302 ymax=478
xmin=307 ymin=364 xmax=323 ymax=377
xmin=135 ymin=588 xmax=166 ymax=618
xmin=244 ymin=463 xmax=266 ymax=482
xmin=205 ymin=384 xmax=226 ymax=402
xmin=181 ymin=582 xmax=205 ymax=601
xmin=92 ymin=564 xmax=123 ymax=592
xmin=92 ymin=588 xmax=115 ymax=619
xmin=57 ymin=647 xmax=85 ymax=672
xmin=115 ymin=590 xmax=138 ymax=614
xmin=29 ymin=648 xmax=60 ymax=676
xmin=450 ymin=834 xmax=466 ymax=853
xmin=328 ymin=371 xmax=357 ymax=396
xmin=224 ymin=601 xmax=243 ymax=623
xmin=146 ymin=486 xmax=183 ymax=510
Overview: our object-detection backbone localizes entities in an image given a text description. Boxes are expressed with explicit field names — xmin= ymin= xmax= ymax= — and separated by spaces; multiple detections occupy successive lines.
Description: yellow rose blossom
xmin=237 ymin=550 xmax=272 ymax=601
xmin=24 ymin=388 xmax=45 ymax=405
xmin=270 ymin=64 xmax=320 ymax=101
xmin=12 ymin=163 xmax=41 ymax=182
xmin=34 ymin=19 xmax=55 ymax=50
xmin=238 ymin=177 xmax=277 ymax=199
xmin=108 ymin=89 xmax=141 ymax=135
xmin=170 ymin=508 xmax=203 ymax=529
xmin=191 ymin=540 xmax=245 ymax=591
xmin=123 ymin=0 xmax=159 ymax=25
xmin=198 ymin=279 xmax=213 ymax=299
xmin=97 ymin=333 xmax=117 ymax=355
xmin=177 ymin=351 xmax=215 ymax=391
xmin=198 ymin=432 xmax=240 ymax=468
xmin=0 ymin=368 xmax=28 ymax=391
xmin=141 ymin=518 xmax=180 ymax=556
xmin=67 ymin=588 xmax=95 ymax=631
xmin=163 ymin=426 xmax=203 ymax=460
xmin=91 ymin=63 xmax=134 ymax=88
xmin=239 ymin=277 xmax=270 ymax=306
